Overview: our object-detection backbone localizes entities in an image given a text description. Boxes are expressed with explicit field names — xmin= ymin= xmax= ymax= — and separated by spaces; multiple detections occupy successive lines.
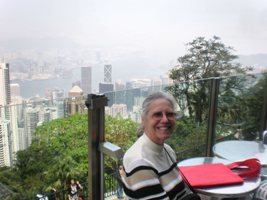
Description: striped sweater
xmin=121 ymin=134 xmax=188 ymax=200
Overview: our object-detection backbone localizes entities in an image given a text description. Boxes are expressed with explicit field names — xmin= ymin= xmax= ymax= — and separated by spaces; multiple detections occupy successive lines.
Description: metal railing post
xmin=85 ymin=94 xmax=108 ymax=200
xmin=206 ymin=78 xmax=220 ymax=156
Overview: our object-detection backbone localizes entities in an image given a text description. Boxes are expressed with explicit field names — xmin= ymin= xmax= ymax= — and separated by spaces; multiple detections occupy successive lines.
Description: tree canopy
xmin=0 ymin=114 xmax=138 ymax=199
xmin=167 ymin=36 xmax=252 ymax=123
xmin=169 ymin=36 xmax=250 ymax=81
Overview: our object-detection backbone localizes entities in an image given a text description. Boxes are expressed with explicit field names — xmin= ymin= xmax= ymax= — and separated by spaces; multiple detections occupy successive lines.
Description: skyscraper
xmin=0 ymin=63 xmax=12 ymax=167
xmin=101 ymin=64 xmax=113 ymax=106
xmin=100 ymin=64 xmax=113 ymax=93
xmin=0 ymin=63 xmax=11 ymax=107
xmin=99 ymin=82 xmax=114 ymax=106
xmin=81 ymin=66 xmax=92 ymax=95
xmin=24 ymin=107 xmax=39 ymax=147
xmin=99 ymin=83 xmax=114 ymax=93
xmin=0 ymin=120 xmax=12 ymax=167
xmin=10 ymin=83 xmax=20 ymax=97
xmin=104 ymin=64 xmax=112 ymax=83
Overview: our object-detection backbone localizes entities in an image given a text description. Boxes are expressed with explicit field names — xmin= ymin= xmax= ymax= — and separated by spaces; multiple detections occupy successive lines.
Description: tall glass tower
xmin=81 ymin=66 xmax=92 ymax=95
xmin=104 ymin=64 xmax=112 ymax=83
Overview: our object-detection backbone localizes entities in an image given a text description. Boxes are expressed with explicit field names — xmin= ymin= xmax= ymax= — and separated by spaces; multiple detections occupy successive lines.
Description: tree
xmin=237 ymin=73 xmax=267 ymax=139
xmin=167 ymin=36 xmax=252 ymax=123
xmin=166 ymin=117 xmax=207 ymax=160
xmin=0 ymin=113 xmax=138 ymax=199
xmin=104 ymin=115 xmax=138 ymax=172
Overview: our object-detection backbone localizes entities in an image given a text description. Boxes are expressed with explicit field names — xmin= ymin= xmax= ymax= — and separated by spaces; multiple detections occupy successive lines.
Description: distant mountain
xmin=237 ymin=54 xmax=267 ymax=67
xmin=0 ymin=36 xmax=80 ymax=50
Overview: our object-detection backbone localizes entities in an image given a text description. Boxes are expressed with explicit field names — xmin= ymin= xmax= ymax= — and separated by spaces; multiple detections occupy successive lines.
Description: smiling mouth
xmin=157 ymin=126 xmax=171 ymax=130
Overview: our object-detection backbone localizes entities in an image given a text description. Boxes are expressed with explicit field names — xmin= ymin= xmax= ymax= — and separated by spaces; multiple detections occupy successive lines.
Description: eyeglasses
xmin=151 ymin=111 xmax=177 ymax=121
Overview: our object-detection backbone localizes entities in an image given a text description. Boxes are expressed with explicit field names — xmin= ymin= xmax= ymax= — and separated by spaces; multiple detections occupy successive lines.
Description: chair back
xmin=253 ymin=180 xmax=267 ymax=200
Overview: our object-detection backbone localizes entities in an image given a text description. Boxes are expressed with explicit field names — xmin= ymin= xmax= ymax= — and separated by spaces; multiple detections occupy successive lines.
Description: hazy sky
xmin=1 ymin=0 xmax=267 ymax=80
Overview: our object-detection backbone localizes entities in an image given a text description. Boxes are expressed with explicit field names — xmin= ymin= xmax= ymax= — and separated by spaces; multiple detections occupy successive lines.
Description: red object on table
xmin=179 ymin=163 xmax=244 ymax=188
xmin=178 ymin=158 xmax=261 ymax=188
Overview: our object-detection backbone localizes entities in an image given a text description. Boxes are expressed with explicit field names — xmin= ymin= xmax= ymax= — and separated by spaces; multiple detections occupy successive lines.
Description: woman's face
xmin=142 ymin=98 xmax=176 ymax=145
xmin=70 ymin=179 xmax=75 ymax=185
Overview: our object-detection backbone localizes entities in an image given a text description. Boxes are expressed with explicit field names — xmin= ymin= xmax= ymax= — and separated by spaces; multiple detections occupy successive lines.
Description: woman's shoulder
xmin=164 ymin=143 xmax=175 ymax=153
xmin=164 ymin=143 xmax=176 ymax=159
xmin=123 ymin=149 xmax=155 ymax=174
xmin=124 ymin=135 xmax=145 ymax=159
xmin=123 ymin=150 xmax=149 ymax=168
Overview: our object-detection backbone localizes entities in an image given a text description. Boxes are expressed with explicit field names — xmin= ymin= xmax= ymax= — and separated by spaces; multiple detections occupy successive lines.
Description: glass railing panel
xmin=105 ymin=86 xmax=167 ymax=123
xmin=104 ymin=78 xmax=214 ymax=161
xmin=165 ymin=78 xmax=214 ymax=160
xmin=216 ymin=73 xmax=267 ymax=142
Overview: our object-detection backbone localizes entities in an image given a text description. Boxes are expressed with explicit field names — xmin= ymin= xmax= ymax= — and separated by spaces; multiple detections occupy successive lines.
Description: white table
xmin=178 ymin=157 xmax=261 ymax=200
xmin=213 ymin=140 xmax=267 ymax=180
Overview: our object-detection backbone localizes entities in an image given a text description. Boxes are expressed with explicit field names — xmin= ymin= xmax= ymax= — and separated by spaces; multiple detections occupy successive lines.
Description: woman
xmin=121 ymin=92 xmax=199 ymax=200
xmin=68 ymin=179 xmax=83 ymax=200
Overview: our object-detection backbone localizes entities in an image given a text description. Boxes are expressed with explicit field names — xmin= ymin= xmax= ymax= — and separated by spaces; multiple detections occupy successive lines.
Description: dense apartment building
xmin=0 ymin=63 xmax=11 ymax=107
xmin=0 ymin=63 xmax=12 ymax=167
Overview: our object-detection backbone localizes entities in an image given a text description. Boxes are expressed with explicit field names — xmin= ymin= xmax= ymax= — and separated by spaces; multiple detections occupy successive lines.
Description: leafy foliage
xmin=167 ymin=36 xmax=252 ymax=123
xmin=166 ymin=117 xmax=207 ymax=161
xmin=0 ymin=114 xmax=138 ymax=199
xmin=236 ymin=73 xmax=267 ymax=139
xmin=104 ymin=115 xmax=139 ymax=172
